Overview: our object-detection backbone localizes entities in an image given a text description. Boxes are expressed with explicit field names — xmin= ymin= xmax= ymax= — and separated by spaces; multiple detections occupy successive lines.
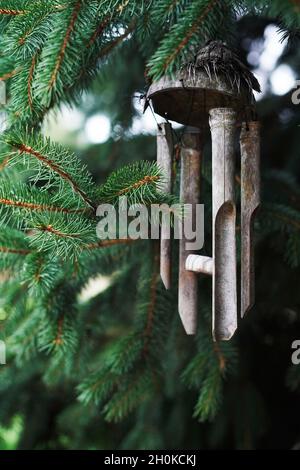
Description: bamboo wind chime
xmin=145 ymin=41 xmax=261 ymax=340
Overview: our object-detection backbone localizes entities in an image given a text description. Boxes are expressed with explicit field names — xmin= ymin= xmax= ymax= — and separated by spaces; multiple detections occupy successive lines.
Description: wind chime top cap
xmin=145 ymin=41 xmax=260 ymax=127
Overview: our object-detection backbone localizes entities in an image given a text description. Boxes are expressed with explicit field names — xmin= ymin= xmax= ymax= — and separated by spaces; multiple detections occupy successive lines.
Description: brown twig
xmin=38 ymin=224 xmax=82 ymax=239
xmin=86 ymin=16 xmax=110 ymax=48
xmin=117 ymin=175 xmax=159 ymax=196
xmin=98 ymin=21 xmax=136 ymax=60
xmin=0 ymin=197 xmax=89 ymax=214
xmin=0 ymin=246 xmax=31 ymax=255
xmin=0 ymin=9 xmax=25 ymax=15
xmin=0 ymin=157 xmax=9 ymax=172
xmin=53 ymin=317 xmax=64 ymax=345
xmin=0 ymin=69 xmax=19 ymax=81
xmin=213 ymin=341 xmax=226 ymax=373
xmin=86 ymin=238 xmax=136 ymax=250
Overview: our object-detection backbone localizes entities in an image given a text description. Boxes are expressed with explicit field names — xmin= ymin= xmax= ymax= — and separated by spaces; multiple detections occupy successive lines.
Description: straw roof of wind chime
xmin=146 ymin=40 xmax=261 ymax=339
xmin=145 ymin=40 xmax=260 ymax=126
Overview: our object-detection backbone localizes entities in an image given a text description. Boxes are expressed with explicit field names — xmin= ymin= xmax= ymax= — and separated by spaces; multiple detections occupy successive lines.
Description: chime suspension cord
xmin=148 ymin=100 xmax=159 ymax=127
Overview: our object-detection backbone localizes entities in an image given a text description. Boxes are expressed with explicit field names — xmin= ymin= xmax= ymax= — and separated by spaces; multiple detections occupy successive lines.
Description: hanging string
xmin=148 ymin=100 xmax=160 ymax=128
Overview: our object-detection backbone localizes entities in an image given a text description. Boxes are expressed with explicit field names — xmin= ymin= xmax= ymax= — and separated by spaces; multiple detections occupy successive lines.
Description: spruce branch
xmin=38 ymin=309 xmax=79 ymax=357
xmin=26 ymin=212 xmax=97 ymax=260
xmin=263 ymin=203 xmax=300 ymax=232
xmin=192 ymin=368 xmax=223 ymax=422
xmin=0 ymin=227 xmax=31 ymax=259
xmin=16 ymin=143 xmax=94 ymax=208
xmin=147 ymin=0 xmax=223 ymax=79
xmin=22 ymin=252 xmax=61 ymax=294
xmin=77 ymin=246 xmax=171 ymax=419
xmin=149 ymin=0 xmax=190 ymax=25
xmin=34 ymin=281 xmax=81 ymax=365
xmin=251 ymin=0 xmax=300 ymax=36
xmin=34 ymin=0 xmax=102 ymax=109
xmin=7 ymin=307 xmax=41 ymax=365
xmin=143 ymin=250 xmax=160 ymax=355
xmin=2 ymin=2 xmax=56 ymax=60
xmin=86 ymin=15 xmax=111 ymax=49
xmin=102 ymin=369 xmax=155 ymax=422
xmin=6 ymin=56 xmax=43 ymax=123
xmin=0 ymin=67 xmax=19 ymax=81
xmin=1 ymin=128 xmax=96 ymax=209
xmin=48 ymin=0 xmax=82 ymax=92
xmin=97 ymin=160 xmax=173 ymax=206
xmin=102 ymin=334 xmax=144 ymax=376
xmin=97 ymin=20 xmax=136 ymax=61
xmin=77 ymin=368 xmax=120 ymax=406
xmin=85 ymin=0 xmax=135 ymax=49
xmin=182 ymin=332 xmax=238 ymax=421
xmin=0 ymin=181 xmax=91 ymax=218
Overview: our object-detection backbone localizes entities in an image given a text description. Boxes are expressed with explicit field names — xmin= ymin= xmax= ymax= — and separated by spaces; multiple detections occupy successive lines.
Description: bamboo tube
xmin=240 ymin=121 xmax=260 ymax=317
xmin=157 ymin=123 xmax=173 ymax=289
xmin=178 ymin=127 xmax=202 ymax=335
xmin=209 ymin=108 xmax=237 ymax=341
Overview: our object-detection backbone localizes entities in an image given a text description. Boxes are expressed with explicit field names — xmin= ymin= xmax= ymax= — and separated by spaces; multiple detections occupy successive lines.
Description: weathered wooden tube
xmin=240 ymin=121 xmax=260 ymax=317
xmin=209 ymin=108 xmax=237 ymax=341
xmin=178 ymin=128 xmax=202 ymax=335
xmin=157 ymin=123 xmax=173 ymax=290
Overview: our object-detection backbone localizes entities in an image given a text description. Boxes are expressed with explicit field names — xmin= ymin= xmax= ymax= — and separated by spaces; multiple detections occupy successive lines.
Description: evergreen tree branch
xmin=16 ymin=143 xmax=94 ymax=208
xmin=48 ymin=0 xmax=82 ymax=91
xmin=86 ymin=15 xmax=110 ymax=49
xmin=0 ymin=181 xmax=89 ymax=216
xmin=97 ymin=160 xmax=173 ymax=206
xmin=147 ymin=0 xmax=223 ymax=79
xmin=1 ymin=129 xmax=96 ymax=209
xmin=0 ymin=68 xmax=19 ymax=81
xmin=97 ymin=20 xmax=136 ymax=60
xmin=143 ymin=249 xmax=160 ymax=355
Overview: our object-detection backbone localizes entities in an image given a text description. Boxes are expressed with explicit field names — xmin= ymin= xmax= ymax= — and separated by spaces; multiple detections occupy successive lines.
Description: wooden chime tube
xmin=178 ymin=127 xmax=202 ymax=335
xmin=157 ymin=123 xmax=173 ymax=289
xmin=209 ymin=108 xmax=237 ymax=341
xmin=240 ymin=121 xmax=260 ymax=317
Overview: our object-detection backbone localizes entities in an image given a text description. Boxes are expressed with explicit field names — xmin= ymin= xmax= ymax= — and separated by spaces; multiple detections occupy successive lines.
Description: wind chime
xmin=145 ymin=41 xmax=261 ymax=340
